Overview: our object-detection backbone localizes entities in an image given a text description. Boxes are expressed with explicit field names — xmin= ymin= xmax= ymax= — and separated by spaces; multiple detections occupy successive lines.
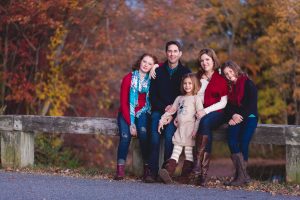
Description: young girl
xmin=115 ymin=53 xmax=158 ymax=180
xmin=222 ymin=60 xmax=258 ymax=186
xmin=157 ymin=73 xmax=203 ymax=184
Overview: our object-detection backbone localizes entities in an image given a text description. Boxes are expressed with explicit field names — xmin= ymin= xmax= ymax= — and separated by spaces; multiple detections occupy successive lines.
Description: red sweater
xmin=204 ymin=71 xmax=228 ymax=109
xmin=119 ymin=72 xmax=146 ymax=125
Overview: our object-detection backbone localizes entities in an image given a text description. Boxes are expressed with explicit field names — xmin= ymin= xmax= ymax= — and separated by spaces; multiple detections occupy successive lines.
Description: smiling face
xmin=166 ymin=44 xmax=182 ymax=67
xmin=139 ymin=55 xmax=155 ymax=73
xmin=223 ymin=67 xmax=238 ymax=83
xmin=183 ymin=77 xmax=193 ymax=95
xmin=200 ymin=54 xmax=214 ymax=73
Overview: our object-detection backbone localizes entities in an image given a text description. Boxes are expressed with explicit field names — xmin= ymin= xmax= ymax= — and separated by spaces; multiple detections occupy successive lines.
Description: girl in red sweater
xmin=115 ymin=53 xmax=158 ymax=180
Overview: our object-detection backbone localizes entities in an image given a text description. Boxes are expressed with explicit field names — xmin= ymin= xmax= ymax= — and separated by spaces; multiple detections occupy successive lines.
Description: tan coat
xmin=160 ymin=95 xmax=203 ymax=147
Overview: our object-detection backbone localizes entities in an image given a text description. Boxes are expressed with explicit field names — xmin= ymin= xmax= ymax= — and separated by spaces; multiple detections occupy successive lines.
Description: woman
xmin=222 ymin=60 xmax=258 ymax=186
xmin=192 ymin=48 xmax=228 ymax=186
xmin=115 ymin=53 xmax=158 ymax=180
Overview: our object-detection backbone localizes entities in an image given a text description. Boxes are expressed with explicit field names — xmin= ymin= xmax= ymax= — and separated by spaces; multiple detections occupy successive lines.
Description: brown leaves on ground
xmin=2 ymin=167 xmax=300 ymax=197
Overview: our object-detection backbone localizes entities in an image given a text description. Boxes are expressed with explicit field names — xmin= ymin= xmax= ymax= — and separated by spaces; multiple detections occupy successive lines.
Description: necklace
xmin=204 ymin=72 xmax=213 ymax=82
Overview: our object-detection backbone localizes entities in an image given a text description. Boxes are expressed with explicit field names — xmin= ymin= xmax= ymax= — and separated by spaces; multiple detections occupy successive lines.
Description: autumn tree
xmin=256 ymin=0 xmax=300 ymax=124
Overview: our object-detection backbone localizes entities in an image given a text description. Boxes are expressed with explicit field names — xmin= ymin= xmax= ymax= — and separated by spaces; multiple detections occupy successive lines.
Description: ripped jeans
xmin=117 ymin=112 xmax=150 ymax=165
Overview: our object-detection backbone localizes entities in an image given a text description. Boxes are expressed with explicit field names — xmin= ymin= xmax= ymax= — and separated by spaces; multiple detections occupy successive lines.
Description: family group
xmin=115 ymin=40 xmax=258 ymax=187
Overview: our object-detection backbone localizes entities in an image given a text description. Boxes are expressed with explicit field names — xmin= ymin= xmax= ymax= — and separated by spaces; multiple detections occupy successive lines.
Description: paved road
xmin=0 ymin=171 xmax=299 ymax=200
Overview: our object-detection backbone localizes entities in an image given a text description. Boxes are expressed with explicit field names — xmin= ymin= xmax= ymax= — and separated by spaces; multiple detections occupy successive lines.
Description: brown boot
xmin=192 ymin=135 xmax=208 ymax=175
xmin=229 ymin=153 xmax=247 ymax=186
xmin=224 ymin=154 xmax=238 ymax=186
xmin=158 ymin=159 xmax=177 ymax=184
xmin=143 ymin=164 xmax=150 ymax=181
xmin=198 ymin=152 xmax=211 ymax=186
xmin=243 ymin=160 xmax=251 ymax=183
xmin=177 ymin=160 xmax=193 ymax=184
xmin=114 ymin=164 xmax=125 ymax=180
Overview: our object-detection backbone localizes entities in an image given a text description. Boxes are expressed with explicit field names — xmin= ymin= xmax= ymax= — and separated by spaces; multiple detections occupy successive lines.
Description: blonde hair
xmin=180 ymin=73 xmax=201 ymax=95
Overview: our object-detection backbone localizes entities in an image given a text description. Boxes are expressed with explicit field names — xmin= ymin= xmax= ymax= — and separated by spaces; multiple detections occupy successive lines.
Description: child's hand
xmin=150 ymin=64 xmax=159 ymax=79
xmin=196 ymin=109 xmax=206 ymax=119
xmin=158 ymin=122 xmax=164 ymax=134
xmin=192 ymin=131 xmax=197 ymax=139
xmin=130 ymin=124 xmax=137 ymax=137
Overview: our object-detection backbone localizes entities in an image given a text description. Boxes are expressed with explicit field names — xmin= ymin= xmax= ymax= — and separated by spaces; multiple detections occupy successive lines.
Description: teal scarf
xmin=129 ymin=70 xmax=151 ymax=125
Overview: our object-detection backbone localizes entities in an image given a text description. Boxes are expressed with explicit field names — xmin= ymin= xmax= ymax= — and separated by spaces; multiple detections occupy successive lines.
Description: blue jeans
xmin=197 ymin=111 xmax=225 ymax=153
xmin=227 ymin=116 xmax=258 ymax=161
xmin=117 ymin=112 xmax=150 ymax=165
xmin=148 ymin=111 xmax=176 ymax=175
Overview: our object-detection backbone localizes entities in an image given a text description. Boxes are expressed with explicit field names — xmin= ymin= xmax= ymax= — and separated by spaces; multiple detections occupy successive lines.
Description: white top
xmin=198 ymin=78 xmax=228 ymax=114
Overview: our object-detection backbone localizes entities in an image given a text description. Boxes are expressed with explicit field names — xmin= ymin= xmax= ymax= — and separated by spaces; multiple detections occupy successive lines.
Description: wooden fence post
xmin=1 ymin=131 xmax=34 ymax=168
xmin=285 ymin=126 xmax=300 ymax=183
xmin=131 ymin=138 xmax=143 ymax=176
xmin=0 ymin=116 xmax=34 ymax=168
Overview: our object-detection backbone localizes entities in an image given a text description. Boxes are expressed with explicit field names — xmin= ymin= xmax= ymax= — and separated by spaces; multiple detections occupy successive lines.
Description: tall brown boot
xmin=158 ymin=159 xmax=177 ymax=184
xmin=114 ymin=164 xmax=125 ymax=180
xmin=229 ymin=153 xmax=247 ymax=186
xmin=224 ymin=154 xmax=238 ymax=186
xmin=192 ymin=135 xmax=208 ymax=175
xmin=177 ymin=160 xmax=193 ymax=184
xmin=198 ymin=152 xmax=211 ymax=186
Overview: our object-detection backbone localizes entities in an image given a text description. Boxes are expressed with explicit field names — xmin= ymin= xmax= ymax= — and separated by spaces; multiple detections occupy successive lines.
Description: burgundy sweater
xmin=204 ymin=71 xmax=228 ymax=110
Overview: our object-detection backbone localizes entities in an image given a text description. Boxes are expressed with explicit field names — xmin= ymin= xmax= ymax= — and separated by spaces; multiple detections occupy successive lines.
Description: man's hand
xmin=158 ymin=122 xmax=164 ymax=134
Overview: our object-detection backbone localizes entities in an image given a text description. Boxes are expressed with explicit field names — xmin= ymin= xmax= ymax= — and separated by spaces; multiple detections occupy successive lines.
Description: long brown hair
xmin=221 ymin=60 xmax=246 ymax=78
xmin=180 ymin=73 xmax=201 ymax=95
xmin=196 ymin=48 xmax=220 ymax=79
xmin=132 ymin=53 xmax=158 ymax=71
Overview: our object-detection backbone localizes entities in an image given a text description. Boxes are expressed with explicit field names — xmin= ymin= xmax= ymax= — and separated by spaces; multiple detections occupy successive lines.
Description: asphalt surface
xmin=0 ymin=171 xmax=299 ymax=200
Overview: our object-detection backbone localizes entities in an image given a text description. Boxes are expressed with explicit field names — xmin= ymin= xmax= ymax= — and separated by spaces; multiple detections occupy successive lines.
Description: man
xmin=145 ymin=40 xmax=191 ymax=182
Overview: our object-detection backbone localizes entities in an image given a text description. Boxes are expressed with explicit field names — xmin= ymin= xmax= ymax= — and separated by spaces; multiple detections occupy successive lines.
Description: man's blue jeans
xmin=227 ymin=116 xmax=258 ymax=161
xmin=116 ymin=112 xmax=150 ymax=164
xmin=148 ymin=111 xmax=176 ymax=175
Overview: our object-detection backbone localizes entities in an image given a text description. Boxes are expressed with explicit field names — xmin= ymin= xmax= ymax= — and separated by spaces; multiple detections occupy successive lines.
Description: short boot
xmin=224 ymin=154 xmax=238 ymax=186
xmin=143 ymin=164 xmax=150 ymax=181
xmin=177 ymin=160 xmax=193 ymax=184
xmin=158 ymin=159 xmax=177 ymax=184
xmin=192 ymin=135 xmax=208 ymax=176
xmin=197 ymin=152 xmax=211 ymax=186
xmin=114 ymin=164 xmax=125 ymax=180
xmin=229 ymin=153 xmax=247 ymax=186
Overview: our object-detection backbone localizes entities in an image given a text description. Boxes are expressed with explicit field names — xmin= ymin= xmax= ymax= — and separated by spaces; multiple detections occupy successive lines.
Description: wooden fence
xmin=0 ymin=115 xmax=299 ymax=183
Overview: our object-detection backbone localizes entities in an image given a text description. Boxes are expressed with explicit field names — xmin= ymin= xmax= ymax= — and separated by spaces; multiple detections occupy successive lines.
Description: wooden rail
xmin=0 ymin=115 xmax=299 ymax=183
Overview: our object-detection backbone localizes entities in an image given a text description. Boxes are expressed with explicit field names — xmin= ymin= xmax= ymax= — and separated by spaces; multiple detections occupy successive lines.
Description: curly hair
xmin=132 ymin=53 xmax=158 ymax=71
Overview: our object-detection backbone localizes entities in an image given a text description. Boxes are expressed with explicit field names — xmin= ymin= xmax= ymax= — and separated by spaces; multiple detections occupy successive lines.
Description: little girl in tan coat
xmin=158 ymin=73 xmax=203 ymax=184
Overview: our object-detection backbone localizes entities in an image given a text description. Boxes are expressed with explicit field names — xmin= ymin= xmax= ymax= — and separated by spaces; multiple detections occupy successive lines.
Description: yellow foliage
xmin=36 ymin=25 xmax=72 ymax=116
